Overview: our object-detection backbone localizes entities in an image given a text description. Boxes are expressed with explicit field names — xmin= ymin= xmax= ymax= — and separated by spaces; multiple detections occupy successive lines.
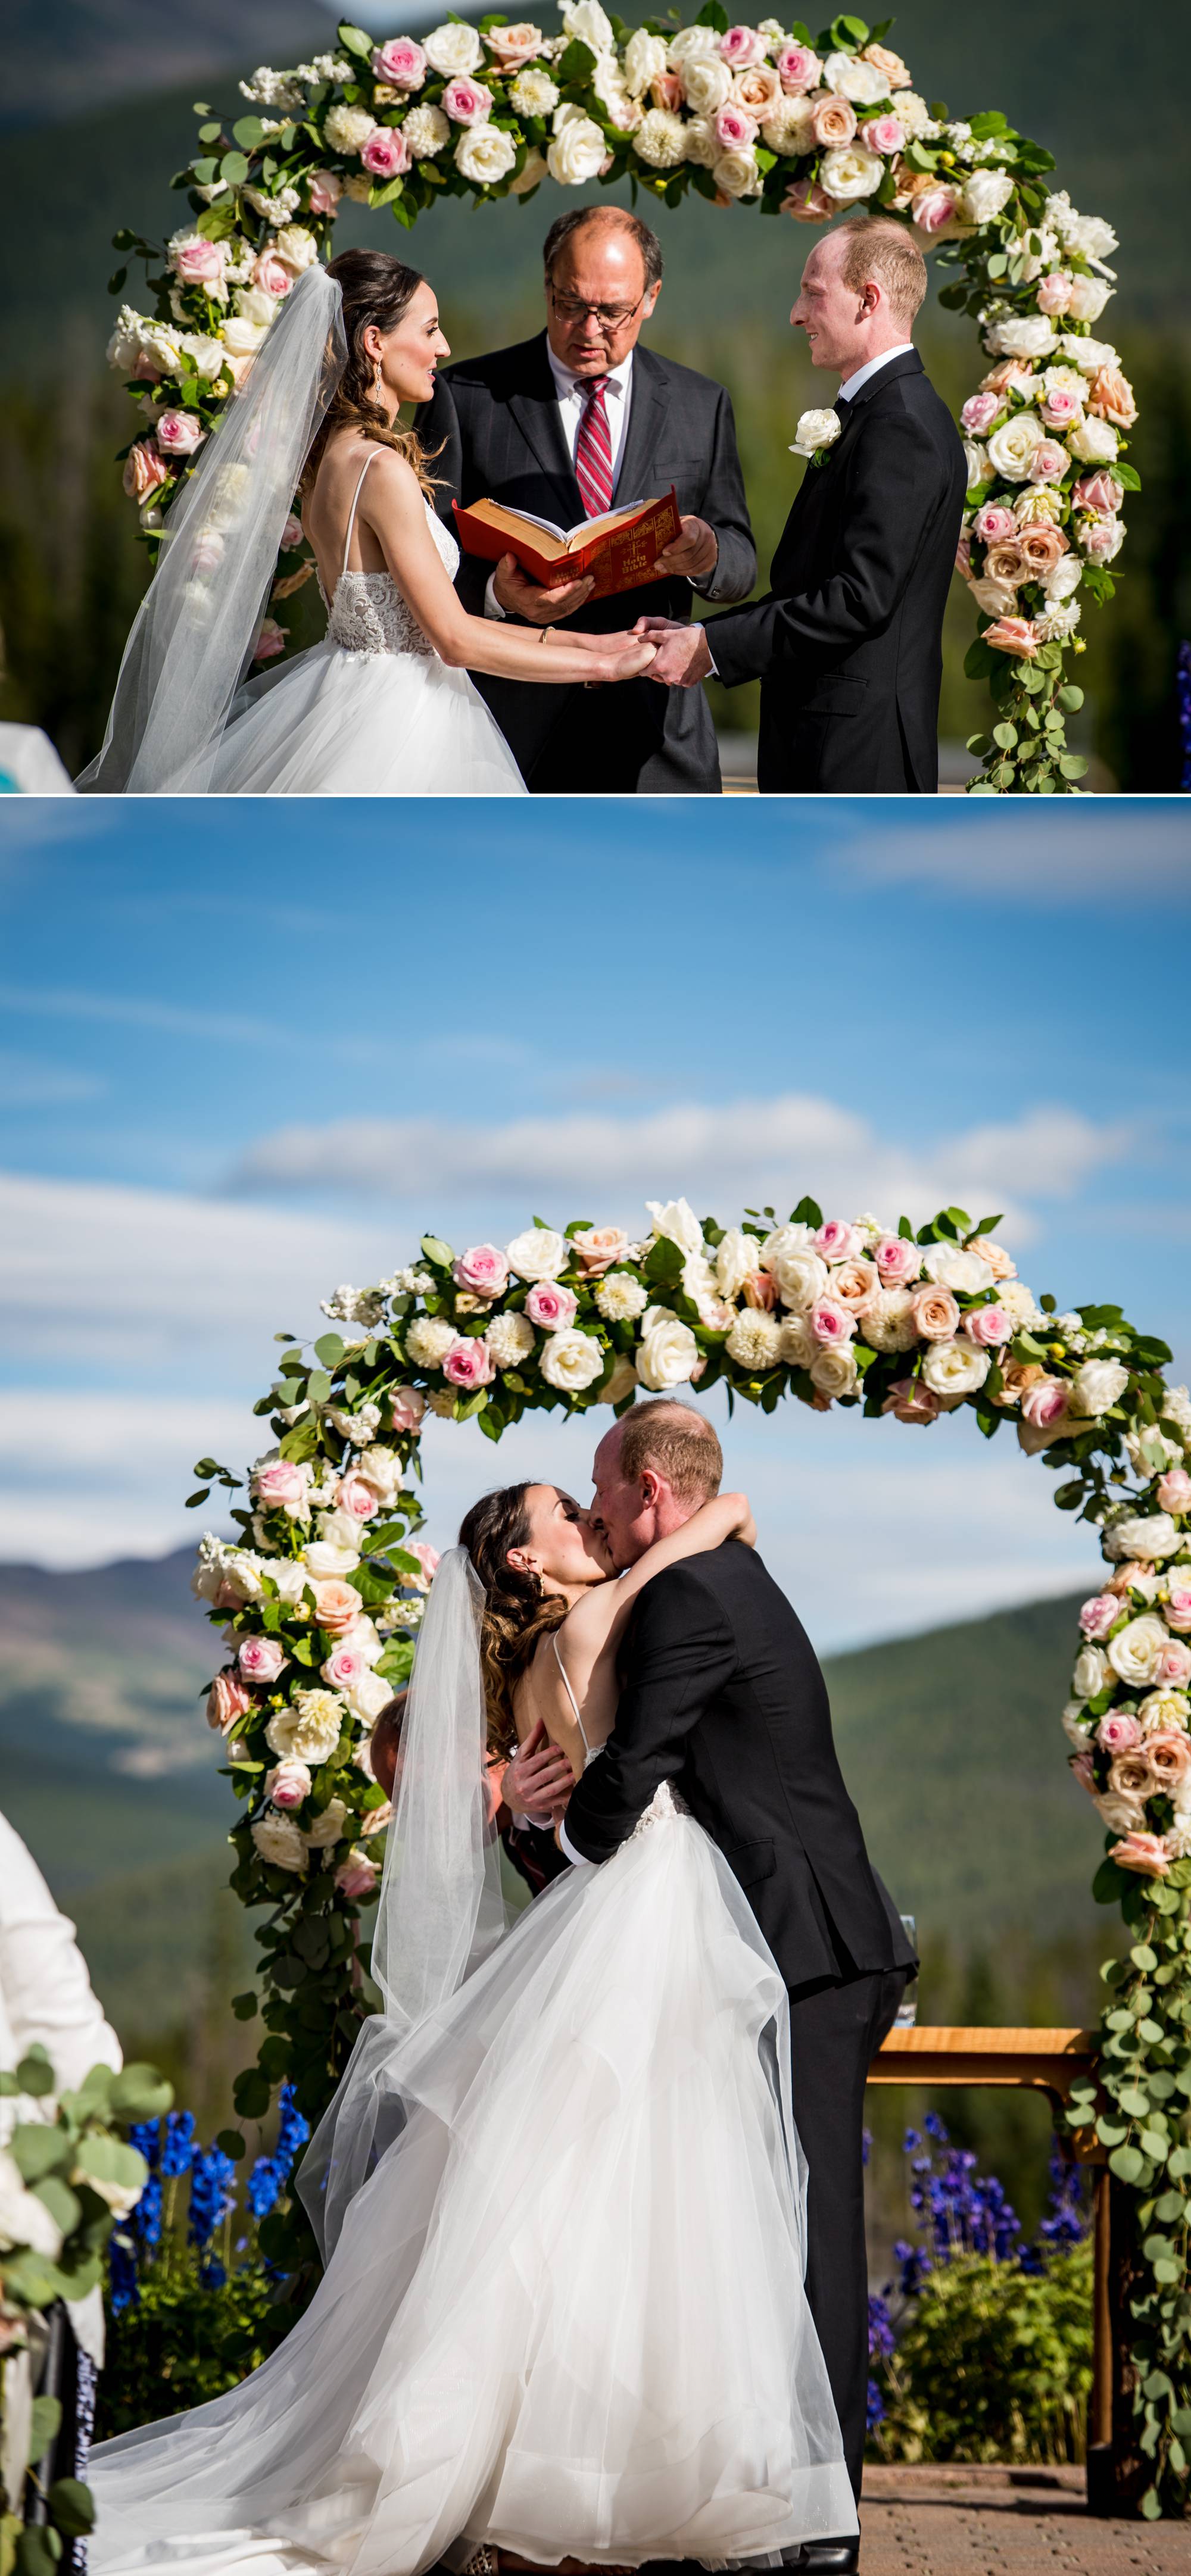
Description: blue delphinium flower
xmin=246 ymin=2083 xmax=311 ymax=2224
xmin=188 ymin=2143 xmax=237 ymax=2286
xmin=160 ymin=2110 xmax=197 ymax=2178
xmin=127 ymin=2118 xmax=163 ymax=2252
xmin=108 ymin=2225 xmax=139 ymax=2315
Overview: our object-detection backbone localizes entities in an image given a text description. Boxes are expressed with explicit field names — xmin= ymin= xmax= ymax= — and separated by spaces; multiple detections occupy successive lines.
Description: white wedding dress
xmin=204 ymin=455 xmax=525 ymax=798
xmin=90 ymin=1581 xmax=855 ymax=2576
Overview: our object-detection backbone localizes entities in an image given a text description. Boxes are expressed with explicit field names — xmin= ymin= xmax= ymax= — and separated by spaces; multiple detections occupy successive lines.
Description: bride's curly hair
xmin=302 ymin=249 xmax=442 ymax=498
xmin=459 ymin=1485 xmax=569 ymax=1760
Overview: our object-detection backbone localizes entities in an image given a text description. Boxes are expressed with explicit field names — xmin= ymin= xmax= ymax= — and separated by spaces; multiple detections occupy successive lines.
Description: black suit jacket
xmin=562 ymin=1540 xmax=914 ymax=1993
xmin=707 ymin=350 xmax=966 ymax=795
xmin=416 ymin=332 xmax=755 ymax=795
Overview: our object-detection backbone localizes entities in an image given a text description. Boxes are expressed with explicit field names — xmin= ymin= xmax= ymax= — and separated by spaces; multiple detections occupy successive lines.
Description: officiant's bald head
xmin=543 ymin=207 xmax=664 ymax=375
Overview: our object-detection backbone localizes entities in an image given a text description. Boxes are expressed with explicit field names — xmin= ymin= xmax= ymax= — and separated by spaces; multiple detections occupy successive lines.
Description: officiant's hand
xmin=632 ymin=617 xmax=713 ymax=689
xmin=653 ymin=514 xmax=719 ymax=583
xmin=493 ymin=551 xmax=595 ymax=623
xmin=504 ymin=1719 xmax=576 ymax=1825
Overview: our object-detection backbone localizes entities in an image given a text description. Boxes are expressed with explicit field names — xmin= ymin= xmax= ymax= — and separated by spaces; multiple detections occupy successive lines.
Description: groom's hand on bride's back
xmin=503 ymin=1719 xmax=576 ymax=1825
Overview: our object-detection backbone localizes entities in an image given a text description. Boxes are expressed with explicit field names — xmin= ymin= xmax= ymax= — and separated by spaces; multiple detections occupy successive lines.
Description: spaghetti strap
xmin=342 ymin=451 xmax=378 ymax=576
xmin=552 ymin=1632 xmax=590 ymax=1754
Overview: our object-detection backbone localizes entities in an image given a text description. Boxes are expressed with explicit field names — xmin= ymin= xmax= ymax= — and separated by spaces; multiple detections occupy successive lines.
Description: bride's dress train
xmin=89 ymin=1784 xmax=856 ymax=2574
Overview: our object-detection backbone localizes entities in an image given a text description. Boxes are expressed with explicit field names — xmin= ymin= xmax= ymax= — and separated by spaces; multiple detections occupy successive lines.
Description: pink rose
xmin=911 ymin=1285 xmax=961 ymax=1342
xmin=372 ymin=36 xmax=428 ymax=87
xmin=1070 ymin=1750 xmax=1096 ymax=1792
xmin=809 ymin=1295 xmax=856 ymax=1347
xmin=155 ymin=410 xmax=206 ymax=457
xmin=1109 ymin=1831 xmax=1170 ymax=1878
xmin=389 ymin=1386 xmax=428 ymax=1434
xmin=972 ymin=501 xmax=1018 ymax=545
xmin=173 ymin=235 xmax=227 ymax=288
xmin=252 ymin=618 xmax=287 ymax=661
xmin=254 ymin=1458 xmax=310 ymax=1513
xmin=813 ymin=1219 xmax=862 ymax=1264
xmin=961 ymin=392 xmax=1000 ymax=435
xmin=442 ymin=1336 xmax=497 ymax=1389
xmin=406 ymin=1539 xmax=441 ymax=1589
xmin=809 ymin=90 xmax=856 ymax=146
xmin=1087 ymin=367 xmax=1136 ymax=430
xmin=1164 ymin=1579 xmax=1191 ymax=1634
xmin=323 ymin=1642 xmax=369 ymax=1693
xmin=441 ymin=75 xmax=492 ymax=122
xmin=1036 ymin=271 xmax=1074 ymax=315
xmin=338 ymin=1471 xmax=380 ymax=1520
xmin=250 ymin=252 xmax=294 ymax=301
xmin=207 ymin=1669 xmax=253 ymax=1732
xmin=860 ymin=114 xmax=904 ymax=153
xmin=983 ymin=616 xmax=1039 ymax=660
xmin=783 ymin=179 xmax=834 ymax=222
xmin=122 ymin=441 xmax=170 ymax=502
xmin=1028 ymin=439 xmax=1068 ymax=483
xmin=1155 ymin=1640 xmax=1191 ymax=1687
xmin=882 ymin=1378 xmax=941 ymax=1426
xmin=743 ymin=1269 xmax=779 ymax=1310
xmin=1073 ymin=472 xmax=1123 ymax=516
xmin=1096 ymin=1709 xmax=1142 ymax=1754
xmin=1080 ymin=514 xmax=1123 ymax=564
xmin=962 ymin=1302 xmax=1012 ymax=1349
xmin=714 ymin=99 xmax=758 ymax=147
xmin=719 ymin=24 xmax=766 ymax=65
xmin=1039 ymin=386 xmax=1080 ymax=431
xmin=335 ymin=1851 xmax=380 ymax=1900
xmin=570 ymin=1226 xmax=630 ymax=1275
xmin=307 ymin=170 xmax=344 ymax=214
xmin=1020 ymin=1378 xmax=1070 ymax=1433
xmin=238 ymin=1635 xmax=288 ymax=1685
xmin=1079 ymin=1593 xmax=1119 ymax=1641
xmin=279 ymin=513 xmax=304 ymax=551
xmin=454 ymin=1243 xmax=510 ymax=1297
xmin=361 ymin=125 xmax=411 ymax=176
xmin=955 ymin=528 xmax=972 ymax=578
xmin=1158 ymin=1468 xmax=1191 ymax=1516
xmin=913 ymin=186 xmax=960 ymax=235
xmin=524 ymin=1281 xmax=578 ymax=1332
xmin=874 ymin=1234 xmax=921 ymax=1287
xmin=313 ymin=1578 xmax=363 ymax=1635
xmin=266 ymin=1758 xmax=311 ymax=1810
xmin=776 ymin=42 xmax=819 ymax=90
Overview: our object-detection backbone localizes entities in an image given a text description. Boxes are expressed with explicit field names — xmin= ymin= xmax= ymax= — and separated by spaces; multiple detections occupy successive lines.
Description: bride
xmin=79 ymin=253 xmax=654 ymax=795
xmin=89 ymin=1487 xmax=856 ymax=2574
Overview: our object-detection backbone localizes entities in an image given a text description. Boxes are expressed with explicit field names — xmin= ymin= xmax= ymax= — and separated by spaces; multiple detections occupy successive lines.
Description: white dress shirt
xmin=484 ymin=348 xmax=635 ymax=621
xmin=836 ymin=342 xmax=915 ymax=404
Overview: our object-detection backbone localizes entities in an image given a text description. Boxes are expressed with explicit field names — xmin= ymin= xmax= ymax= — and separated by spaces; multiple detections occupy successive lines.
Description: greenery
xmin=874 ymin=2243 xmax=1094 ymax=2464
xmin=98 ymin=2256 xmax=277 ymax=2436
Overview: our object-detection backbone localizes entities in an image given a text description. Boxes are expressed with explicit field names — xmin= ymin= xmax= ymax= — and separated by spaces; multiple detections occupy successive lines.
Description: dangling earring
xmin=373 ymin=358 xmax=384 ymax=404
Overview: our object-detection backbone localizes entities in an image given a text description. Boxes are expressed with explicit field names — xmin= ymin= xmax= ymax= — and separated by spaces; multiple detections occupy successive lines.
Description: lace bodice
xmin=322 ymin=459 xmax=459 ymax=660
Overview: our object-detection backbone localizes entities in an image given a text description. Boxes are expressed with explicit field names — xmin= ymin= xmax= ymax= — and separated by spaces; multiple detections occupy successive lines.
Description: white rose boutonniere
xmin=791 ymin=407 xmax=842 ymax=466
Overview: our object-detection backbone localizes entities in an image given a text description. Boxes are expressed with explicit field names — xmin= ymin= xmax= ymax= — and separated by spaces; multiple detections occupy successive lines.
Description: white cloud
xmin=0 ymin=1051 xmax=104 ymax=1107
xmin=228 ymin=1094 xmax=1131 ymax=1241
xmin=0 ymin=1390 xmax=254 ymax=1566
xmin=833 ymin=805 xmax=1189 ymax=900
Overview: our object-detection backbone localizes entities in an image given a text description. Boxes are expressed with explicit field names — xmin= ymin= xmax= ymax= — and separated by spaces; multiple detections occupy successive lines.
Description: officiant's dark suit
xmin=562 ymin=1538 xmax=915 ymax=2513
xmin=416 ymin=332 xmax=755 ymax=795
xmin=707 ymin=348 xmax=966 ymax=794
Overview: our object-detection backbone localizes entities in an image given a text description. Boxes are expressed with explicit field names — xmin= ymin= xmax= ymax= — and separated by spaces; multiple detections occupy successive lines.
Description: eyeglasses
xmin=548 ymin=285 xmax=647 ymax=331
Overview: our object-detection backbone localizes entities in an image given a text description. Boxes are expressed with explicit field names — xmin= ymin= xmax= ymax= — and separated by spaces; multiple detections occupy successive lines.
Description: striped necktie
xmin=574 ymin=376 xmax=614 ymax=519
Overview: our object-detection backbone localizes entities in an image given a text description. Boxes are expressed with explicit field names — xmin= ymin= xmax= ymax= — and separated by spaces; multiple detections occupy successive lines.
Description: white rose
xmin=1043 ymin=554 xmax=1083 ymax=605
xmin=818 ymin=145 xmax=884 ymax=202
xmin=324 ymin=102 xmax=378 ymax=153
xmin=252 ymin=1811 xmax=310 ymax=1872
xmin=1094 ymin=1791 xmax=1147 ymax=1835
xmin=1067 ymin=413 xmax=1119 ymax=466
xmin=921 ymin=1339 xmax=990 ymax=1401
xmin=715 ymin=1228 xmax=762 ymax=1298
xmin=791 ymin=407 xmax=841 ymax=457
xmin=726 ymin=1310 xmax=784 ymax=1370
xmin=865 ymin=1287 xmax=919 ymax=1353
xmin=507 ymin=68 xmax=558 ymax=115
xmin=598 ymin=1352 xmax=638 ymax=1407
xmin=681 ymin=51 xmax=733 ymax=113
xmin=773 ymin=1248 xmax=828 ymax=1310
xmin=304 ymin=1539 xmax=360 ymax=1579
xmin=405 ymin=1314 xmax=457 ymax=1367
xmin=1104 ymin=1513 xmax=1181 ymax=1565
xmin=637 ymin=108 xmax=690 ymax=168
xmin=963 ymin=440 xmax=991 ymax=489
xmin=1106 ymin=1615 xmax=1170 ymax=1690
xmin=538 ymin=1328 xmax=606 ymax=1392
xmin=809 ymin=1345 xmax=859 ymax=1400
xmin=0 ymin=2147 xmax=65 ymax=2258
xmin=591 ymin=55 xmax=642 ymax=126
xmin=623 ymin=27 xmax=669 ymax=92
xmin=178 ymin=332 xmax=227 ymax=380
xmin=561 ymin=0 xmax=615 ymax=49
xmin=266 ymin=1688 xmax=348 ymax=1764
xmin=646 ymin=1198 xmax=704 ymax=1259
xmin=1061 ymin=1701 xmax=1093 ymax=1748
xmin=594 ymin=1270 xmax=648 ymax=1322
xmin=423 ymin=20 xmax=484 ymax=73
xmin=510 ymin=144 xmax=550 ymax=192
xmin=267 ymin=1560 xmax=310 ymax=1607
xmin=822 ymin=48 xmax=887 ymax=102
xmin=1059 ymin=333 xmax=1118 ymax=376
xmin=456 ymin=122 xmax=518 ymax=183
xmin=959 ymin=168 xmax=1013 ymax=224
xmin=350 ymin=1668 xmax=397 ymax=1721
xmin=985 ymin=315 xmax=1058 ymax=361
xmin=1140 ymin=1689 xmax=1191 ymax=1737
xmin=506 ymin=1225 xmax=567 ymax=1279
xmin=986 ymin=411 xmax=1047 ymax=481
xmin=780 ymin=1314 xmax=816 ymax=1369
xmin=637 ymin=1313 xmax=700 ymax=1390
xmin=895 ymin=92 xmax=933 ymax=138
xmin=354 ymin=1443 xmax=403 ymax=1506
xmin=759 ymin=1222 xmax=813 ymax=1270
xmin=221 ymin=314 xmax=268 ymax=363
xmin=713 ymin=144 xmax=763 ymax=196
xmin=920 ymin=1244 xmax=994 ymax=1294
xmin=1072 ymin=1643 xmax=1109 ymax=1700
xmin=668 ymin=25 xmax=723 ymax=64
xmin=302 ymin=1796 xmax=351 ymax=1851
xmin=1070 ymin=1357 xmax=1129 ymax=1417
xmin=1077 ymin=513 xmax=1123 ymax=564
xmin=682 ymin=115 xmax=719 ymax=165
xmin=761 ymin=94 xmax=816 ymax=153
xmin=1065 ymin=274 xmax=1111 ymax=324
xmin=271 ymin=224 xmax=319 ymax=273
xmin=485 ymin=1310 xmax=537 ymax=1367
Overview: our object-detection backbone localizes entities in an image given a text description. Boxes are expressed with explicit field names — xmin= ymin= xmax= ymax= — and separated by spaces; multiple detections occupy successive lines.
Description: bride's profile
xmin=79 ymin=252 xmax=655 ymax=796
xmin=88 ymin=1488 xmax=856 ymax=2574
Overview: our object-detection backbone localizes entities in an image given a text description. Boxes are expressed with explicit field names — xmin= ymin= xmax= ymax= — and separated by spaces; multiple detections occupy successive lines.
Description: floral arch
xmin=106 ymin=10 xmax=1136 ymax=792
xmin=190 ymin=1194 xmax=1190 ymax=2508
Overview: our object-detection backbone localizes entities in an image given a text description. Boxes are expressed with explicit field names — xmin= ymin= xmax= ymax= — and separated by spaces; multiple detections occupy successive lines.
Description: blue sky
xmin=2 ymin=795 xmax=1187 ymax=1649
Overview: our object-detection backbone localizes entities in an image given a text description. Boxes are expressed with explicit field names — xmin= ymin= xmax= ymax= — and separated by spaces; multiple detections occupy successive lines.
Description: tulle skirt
xmin=205 ymin=640 xmax=526 ymax=796
xmin=89 ymin=1805 xmax=856 ymax=2574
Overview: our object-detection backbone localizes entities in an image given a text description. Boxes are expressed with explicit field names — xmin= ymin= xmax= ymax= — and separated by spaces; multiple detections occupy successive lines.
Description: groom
xmin=531 ymin=1399 xmax=913 ymax=2574
xmin=415 ymin=204 xmax=756 ymax=795
xmin=638 ymin=216 xmax=967 ymax=794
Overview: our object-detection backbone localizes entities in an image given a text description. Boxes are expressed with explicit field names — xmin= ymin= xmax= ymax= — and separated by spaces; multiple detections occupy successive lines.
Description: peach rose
xmin=1106 ymin=1562 xmax=1150 ymax=1598
xmin=911 ymin=1285 xmax=961 ymax=1342
xmin=483 ymin=21 xmax=544 ymax=65
xmin=881 ymin=1377 xmax=941 ymax=1425
xmin=314 ymin=1579 xmax=363 ymax=1635
xmin=1109 ymin=1831 xmax=1170 ymax=1877
xmin=651 ymin=70 xmax=685 ymax=110
xmin=123 ymin=441 xmax=170 ymax=502
xmin=981 ymin=359 xmax=1037 ymax=396
xmin=809 ymin=90 xmax=856 ymax=145
xmin=784 ymin=179 xmax=834 ymax=221
xmin=1017 ymin=520 xmax=1070 ymax=576
xmin=1146 ymin=1729 xmax=1191 ymax=1788
xmin=1109 ymin=1750 xmax=1156 ymax=1802
xmin=734 ymin=63 xmax=782 ymax=115
xmin=207 ymin=1669 xmax=254 ymax=1732
xmin=389 ymin=1386 xmax=428 ymax=1435
xmin=967 ymin=1236 xmax=1016 ymax=1279
xmin=983 ymin=615 xmax=1039 ymax=658
xmin=1088 ymin=366 xmax=1136 ymax=429
xmin=742 ymin=1269 xmax=779 ymax=1310
xmin=571 ymin=1226 xmax=630 ymax=1275
xmin=862 ymin=40 xmax=911 ymax=88
xmin=983 ymin=538 xmax=1025 ymax=586
xmin=831 ymin=1257 xmax=880 ymax=1314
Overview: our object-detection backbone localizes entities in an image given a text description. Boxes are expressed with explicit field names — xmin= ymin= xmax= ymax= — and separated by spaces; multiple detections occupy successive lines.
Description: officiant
xmin=416 ymin=205 xmax=756 ymax=795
